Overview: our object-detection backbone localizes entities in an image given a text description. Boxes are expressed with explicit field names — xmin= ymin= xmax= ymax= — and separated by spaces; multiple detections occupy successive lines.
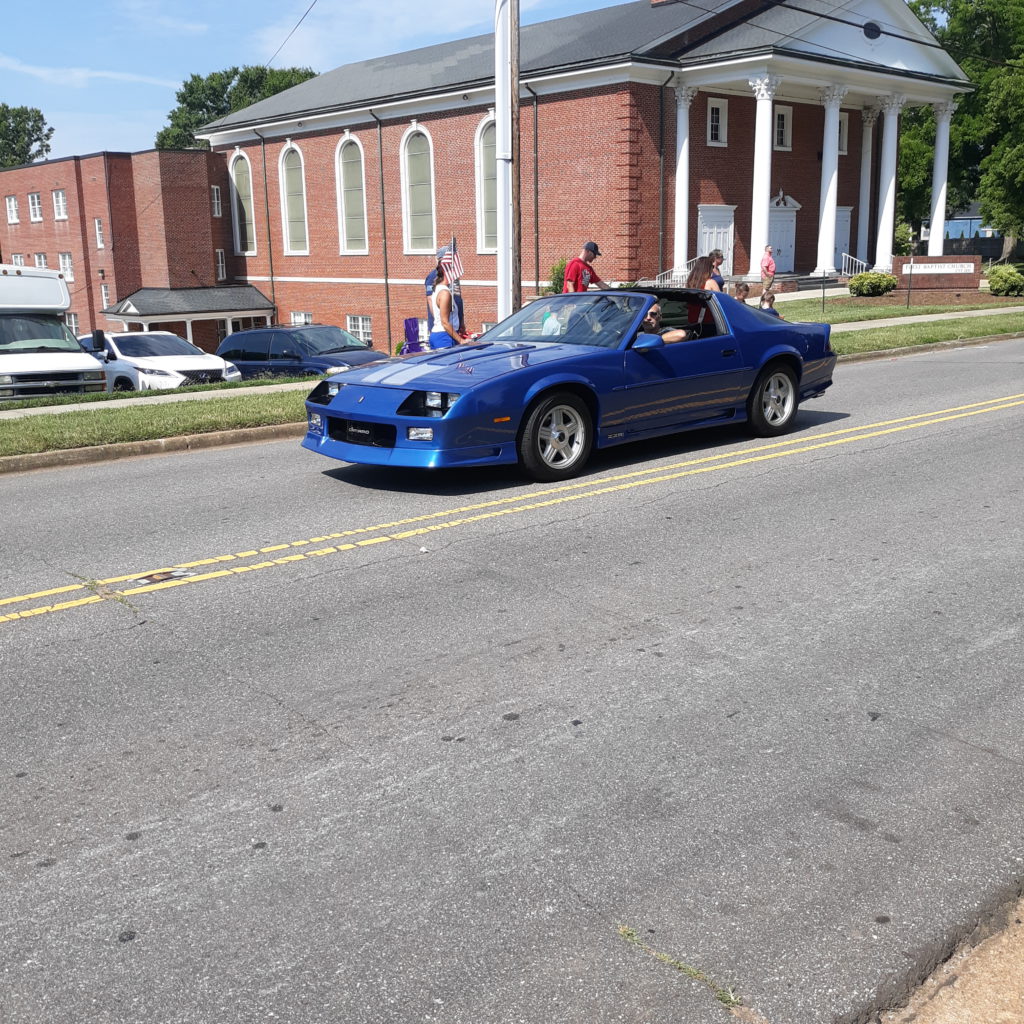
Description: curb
xmin=0 ymin=422 xmax=306 ymax=475
xmin=3 ymin=332 xmax=1020 ymax=475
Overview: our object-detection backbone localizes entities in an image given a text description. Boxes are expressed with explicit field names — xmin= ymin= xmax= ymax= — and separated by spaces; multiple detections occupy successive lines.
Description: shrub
xmin=546 ymin=256 xmax=567 ymax=295
xmin=848 ymin=271 xmax=899 ymax=296
xmin=894 ymin=220 xmax=914 ymax=256
xmin=987 ymin=264 xmax=1024 ymax=296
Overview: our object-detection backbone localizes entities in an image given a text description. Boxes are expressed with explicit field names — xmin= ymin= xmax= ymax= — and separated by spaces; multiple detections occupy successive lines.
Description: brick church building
xmin=2 ymin=0 xmax=968 ymax=351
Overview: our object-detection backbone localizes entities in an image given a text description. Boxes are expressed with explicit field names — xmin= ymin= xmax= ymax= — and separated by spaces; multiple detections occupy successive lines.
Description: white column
xmin=672 ymin=84 xmax=698 ymax=272
xmin=184 ymin=320 xmax=194 ymax=343
xmin=873 ymin=94 xmax=905 ymax=272
xmin=494 ymin=0 xmax=512 ymax=319
xmin=813 ymin=85 xmax=847 ymax=276
xmin=928 ymin=101 xmax=956 ymax=256
xmin=747 ymin=73 xmax=781 ymax=281
xmin=224 ymin=317 xmax=233 ymax=337
xmin=856 ymin=108 xmax=878 ymax=263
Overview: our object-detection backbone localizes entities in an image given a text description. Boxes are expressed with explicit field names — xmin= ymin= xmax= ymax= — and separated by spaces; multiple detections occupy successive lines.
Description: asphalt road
xmin=2 ymin=338 xmax=1023 ymax=1024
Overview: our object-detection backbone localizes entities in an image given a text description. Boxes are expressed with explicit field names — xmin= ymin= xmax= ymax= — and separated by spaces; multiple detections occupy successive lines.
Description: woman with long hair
xmin=427 ymin=259 xmax=462 ymax=349
xmin=686 ymin=255 xmax=721 ymax=291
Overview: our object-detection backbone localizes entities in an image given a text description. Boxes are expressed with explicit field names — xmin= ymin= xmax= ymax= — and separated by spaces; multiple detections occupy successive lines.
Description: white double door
xmin=768 ymin=208 xmax=796 ymax=273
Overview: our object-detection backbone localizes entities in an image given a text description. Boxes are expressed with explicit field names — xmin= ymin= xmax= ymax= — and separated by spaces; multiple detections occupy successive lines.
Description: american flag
xmin=440 ymin=236 xmax=464 ymax=283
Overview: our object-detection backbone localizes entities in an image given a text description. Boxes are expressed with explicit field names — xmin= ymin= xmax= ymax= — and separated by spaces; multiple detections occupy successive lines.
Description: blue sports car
xmin=301 ymin=289 xmax=836 ymax=481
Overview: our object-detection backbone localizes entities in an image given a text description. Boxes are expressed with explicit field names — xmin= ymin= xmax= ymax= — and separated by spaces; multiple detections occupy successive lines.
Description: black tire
xmin=517 ymin=392 xmax=593 ymax=481
xmin=746 ymin=363 xmax=799 ymax=436
xmin=113 ymin=377 xmax=134 ymax=392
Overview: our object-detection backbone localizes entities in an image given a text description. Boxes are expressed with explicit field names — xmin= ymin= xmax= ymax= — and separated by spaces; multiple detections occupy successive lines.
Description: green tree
xmin=156 ymin=65 xmax=317 ymax=150
xmin=899 ymin=0 xmax=1024 ymax=241
xmin=0 ymin=104 xmax=55 ymax=167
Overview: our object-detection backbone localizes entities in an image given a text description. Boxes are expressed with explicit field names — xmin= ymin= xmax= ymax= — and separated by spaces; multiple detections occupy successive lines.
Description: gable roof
xmin=203 ymin=0 xmax=966 ymax=135
xmin=108 ymin=286 xmax=274 ymax=318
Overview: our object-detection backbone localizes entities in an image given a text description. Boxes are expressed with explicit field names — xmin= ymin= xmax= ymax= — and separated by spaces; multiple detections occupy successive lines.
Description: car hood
xmin=122 ymin=354 xmax=226 ymax=372
xmin=336 ymin=341 xmax=597 ymax=390
xmin=314 ymin=349 xmax=387 ymax=367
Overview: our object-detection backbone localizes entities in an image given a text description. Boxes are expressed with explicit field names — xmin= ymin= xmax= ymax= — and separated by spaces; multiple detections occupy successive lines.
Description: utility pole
xmin=494 ymin=0 xmax=521 ymax=319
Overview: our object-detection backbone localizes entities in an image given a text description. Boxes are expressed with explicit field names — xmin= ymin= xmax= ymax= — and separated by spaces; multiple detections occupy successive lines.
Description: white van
xmin=0 ymin=264 xmax=106 ymax=400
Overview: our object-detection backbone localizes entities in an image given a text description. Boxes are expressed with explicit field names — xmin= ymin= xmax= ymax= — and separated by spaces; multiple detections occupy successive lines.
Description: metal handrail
xmin=841 ymin=253 xmax=869 ymax=277
xmin=655 ymin=257 xmax=699 ymax=286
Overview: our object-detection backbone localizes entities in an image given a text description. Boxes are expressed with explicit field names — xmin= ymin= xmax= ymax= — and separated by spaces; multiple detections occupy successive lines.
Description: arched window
xmin=476 ymin=118 xmax=497 ymax=252
xmin=401 ymin=127 xmax=435 ymax=253
xmin=280 ymin=145 xmax=309 ymax=254
xmin=337 ymin=137 xmax=368 ymax=253
xmin=231 ymin=154 xmax=256 ymax=255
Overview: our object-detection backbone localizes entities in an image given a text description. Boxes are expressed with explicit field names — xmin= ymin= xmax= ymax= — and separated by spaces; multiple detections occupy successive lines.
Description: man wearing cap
xmin=563 ymin=241 xmax=608 ymax=293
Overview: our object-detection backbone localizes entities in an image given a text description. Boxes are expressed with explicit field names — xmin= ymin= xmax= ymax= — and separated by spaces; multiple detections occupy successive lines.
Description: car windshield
xmin=0 ymin=314 xmax=82 ymax=354
xmin=113 ymin=334 xmax=203 ymax=358
xmin=481 ymin=293 xmax=648 ymax=349
xmin=301 ymin=326 xmax=370 ymax=354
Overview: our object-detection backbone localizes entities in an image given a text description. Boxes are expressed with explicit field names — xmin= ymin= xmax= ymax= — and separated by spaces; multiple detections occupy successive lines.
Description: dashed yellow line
xmin=2 ymin=393 xmax=1021 ymax=627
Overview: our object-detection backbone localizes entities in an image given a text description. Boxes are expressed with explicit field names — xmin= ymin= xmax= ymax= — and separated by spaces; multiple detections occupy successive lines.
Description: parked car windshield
xmin=0 ymin=314 xmax=82 ymax=353
xmin=113 ymin=334 xmax=203 ymax=358
xmin=481 ymin=293 xmax=649 ymax=349
xmin=301 ymin=326 xmax=370 ymax=354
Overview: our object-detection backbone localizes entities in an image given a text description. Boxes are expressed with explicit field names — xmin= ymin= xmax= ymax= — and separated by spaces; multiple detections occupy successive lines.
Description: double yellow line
xmin=3 ymin=393 xmax=1022 ymax=628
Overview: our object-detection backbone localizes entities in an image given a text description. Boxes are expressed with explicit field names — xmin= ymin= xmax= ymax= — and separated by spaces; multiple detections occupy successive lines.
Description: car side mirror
xmin=90 ymin=328 xmax=105 ymax=352
xmin=633 ymin=332 xmax=666 ymax=351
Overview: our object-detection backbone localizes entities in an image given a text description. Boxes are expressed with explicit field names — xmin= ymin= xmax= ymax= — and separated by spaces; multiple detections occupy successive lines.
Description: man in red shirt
xmin=563 ymin=241 xmax=608 ymax=292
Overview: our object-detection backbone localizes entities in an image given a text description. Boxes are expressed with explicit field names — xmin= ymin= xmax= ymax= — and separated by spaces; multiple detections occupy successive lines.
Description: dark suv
xmin=215 ymin=324 xmax=388 ymax=379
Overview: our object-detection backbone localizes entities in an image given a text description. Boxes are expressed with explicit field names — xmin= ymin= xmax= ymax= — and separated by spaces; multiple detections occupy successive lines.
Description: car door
xmin=617 ymin=299 xmax=747 ymax=434
xmin=234 ymin=331 xmax=272 ymax=377
xmin=268 ymin=331 xmax=304 ymax=375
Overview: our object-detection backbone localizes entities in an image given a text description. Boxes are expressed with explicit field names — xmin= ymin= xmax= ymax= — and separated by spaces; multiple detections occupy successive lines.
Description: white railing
xmin=655 ymin=257 xmax=699 ymax=286
xmin=841 ymin=253 xmax=869 ymax=278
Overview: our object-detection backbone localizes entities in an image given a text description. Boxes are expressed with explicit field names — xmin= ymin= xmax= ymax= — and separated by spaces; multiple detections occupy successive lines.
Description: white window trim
xmin=290 ymin=311 xmax=313 ymax=325
xmin=399 ymin=122 xmax=437 ymax=256
xmin=229 ymin=152 xmax=258 ymax=257
xmin=211 ymin=184 xmax=222 ymax=218
xmin=335 ymin=133 xmax=369 ymax=255
xmin=34 ymin=253 xmax=47 ymax=268
xmin=52 ymin=190 xmax=68 ymax=221
xmin=215 ymin=248 xmax=227 ymax=281
xmin=279 ymin=143 xmax=310 ymax=256
xmin=65 ymin=312 xmax=79 ymax=334
xmin=346 ymin=314 xmax=372 ymax=345
xmin=95 ymin=217 xmax=105 ymax=248
xmin=706 ymin=97 xmax=729 ymax=147
xmin=59 ymin=252 xmax=74 ymax=281
xmin=6 ymin=195 xmax=18 ymax=224
xmin=11 ymin=254 xmax=25 ymax=266
xmin=474 ymin=114 xmax=497 ymax=254
xmin=101 ymin=283 xmax=110 ymax=308
xmin=28 ymin=193 xmax=42 ymax=222
xmin=773 ymin=104 xmax=793 ymax=151
xmin=838 ymin=111 xmax=849 ymax=156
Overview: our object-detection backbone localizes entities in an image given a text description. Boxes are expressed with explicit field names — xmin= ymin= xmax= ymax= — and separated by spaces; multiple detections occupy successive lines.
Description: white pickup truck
xmin=0 ymin=264 xmax=106 ymax=400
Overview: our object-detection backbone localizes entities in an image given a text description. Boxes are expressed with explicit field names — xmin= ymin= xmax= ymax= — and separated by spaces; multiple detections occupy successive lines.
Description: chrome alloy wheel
xmin=537 ymin=403 xmax=588 ymax=470
xmin=760 ymin=370 xmax=796 ymax=426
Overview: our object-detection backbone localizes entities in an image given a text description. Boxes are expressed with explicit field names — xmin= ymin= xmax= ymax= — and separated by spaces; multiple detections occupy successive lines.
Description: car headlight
xmin=326 ymin=381 xmax=346 ymax=398
xmin=0 ymin=375 xmax=13 ymax=385
xmin=141 ymin=367 xmax=177 ymax=378
xmin=83 ymin=371 xmax=105 ymax=381
xmin=223 ymin=361 xmax=240 ymax=376
xmin=399 ymin=391 xmax=461 ymax=417
xmin=323 ymin=364 xmax=352 ymax=376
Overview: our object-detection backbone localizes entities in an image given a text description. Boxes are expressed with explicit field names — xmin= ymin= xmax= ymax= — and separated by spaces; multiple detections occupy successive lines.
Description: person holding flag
xmin=425 ymin=237 xmax=468 ymax=340
xmin=427 ymin=244 xmax=465 ymax=349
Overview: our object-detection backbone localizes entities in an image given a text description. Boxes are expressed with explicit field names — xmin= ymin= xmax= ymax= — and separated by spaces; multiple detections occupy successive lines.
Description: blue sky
xmin=4 ymin=0 xmax=629 ymax=160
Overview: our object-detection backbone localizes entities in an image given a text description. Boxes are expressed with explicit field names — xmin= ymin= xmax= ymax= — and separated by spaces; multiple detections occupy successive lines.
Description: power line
xmin=264 ymin=0 xmax=320 ymax=69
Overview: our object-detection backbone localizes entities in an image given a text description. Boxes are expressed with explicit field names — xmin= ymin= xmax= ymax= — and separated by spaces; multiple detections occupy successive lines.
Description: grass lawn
xmin=779 ymin=294 xmax=1021 ymax=324
xmin=0 ymin=391 xmax=307 ymax=458
xmin=829 ymin=312 xmax=1024 ymax=355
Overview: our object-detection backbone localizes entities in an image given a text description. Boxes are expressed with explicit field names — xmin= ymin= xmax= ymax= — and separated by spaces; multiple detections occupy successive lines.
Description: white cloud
xmin=0 ymin=53 xmax=178 ymax=90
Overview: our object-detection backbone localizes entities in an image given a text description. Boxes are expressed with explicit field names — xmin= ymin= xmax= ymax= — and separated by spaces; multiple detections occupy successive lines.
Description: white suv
xmin=81 ymin=331 xmax=241 ymax=391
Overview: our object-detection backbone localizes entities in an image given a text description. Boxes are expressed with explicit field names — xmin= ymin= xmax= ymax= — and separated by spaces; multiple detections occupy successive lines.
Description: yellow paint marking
xmin=0 ymin=584 xmax=83 ymax=606
xmin=2 ymin=393 xmax=1022 ymax=626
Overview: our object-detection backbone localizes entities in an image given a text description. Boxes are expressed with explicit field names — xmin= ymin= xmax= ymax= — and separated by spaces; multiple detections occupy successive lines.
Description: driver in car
xmin=640 ymin=304 xmax=692 ymax=344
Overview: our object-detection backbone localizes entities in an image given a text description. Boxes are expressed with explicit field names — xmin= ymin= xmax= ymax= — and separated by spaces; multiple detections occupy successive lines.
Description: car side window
xmin=234 ymin=331 xmax=271 ymax=361
xmin=269 ymin=331 xmax=300 ymax=361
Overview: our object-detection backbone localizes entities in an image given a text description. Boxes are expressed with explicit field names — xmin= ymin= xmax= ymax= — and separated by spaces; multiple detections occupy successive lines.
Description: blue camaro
xmin=301 ymin=289 xmax=836 ymax=481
